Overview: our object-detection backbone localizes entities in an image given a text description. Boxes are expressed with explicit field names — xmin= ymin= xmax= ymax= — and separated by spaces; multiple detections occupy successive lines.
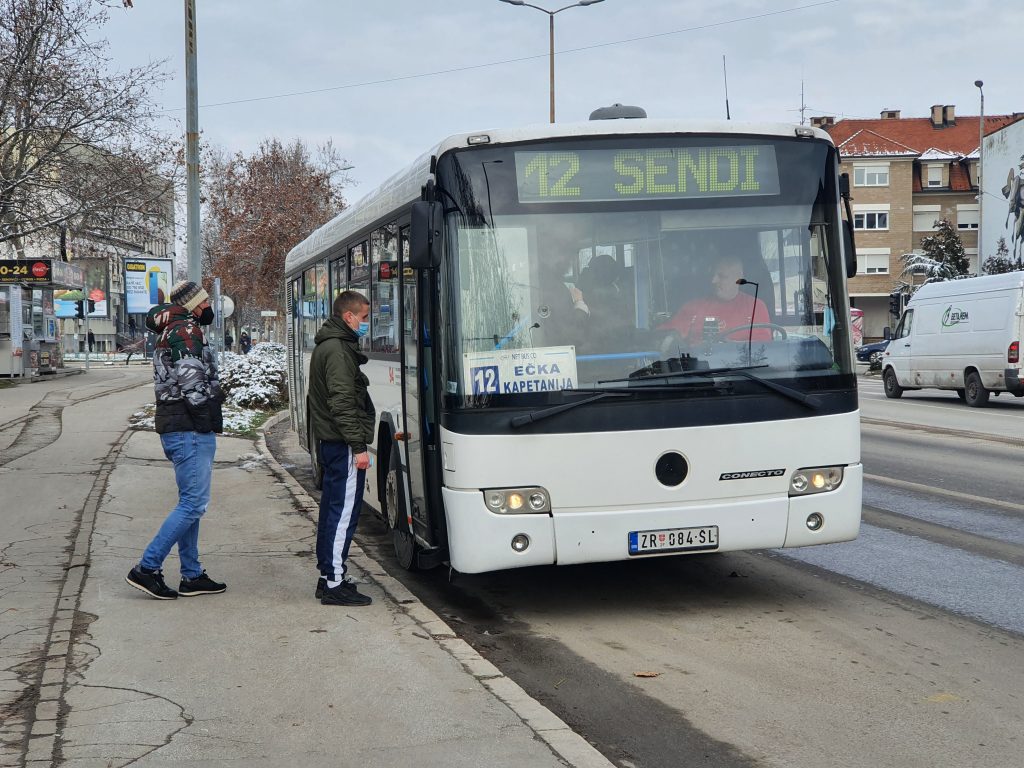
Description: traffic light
xmin=75 ymin=300 xmax=85 ymax=319
xmin=888 ymin=292 xmax=901 ymax=317
xmin=87 ymin=298 xmax=96 ymax=313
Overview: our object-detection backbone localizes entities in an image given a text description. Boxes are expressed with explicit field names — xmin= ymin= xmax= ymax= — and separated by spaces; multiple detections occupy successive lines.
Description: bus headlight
xmin=789 ymin=467 xmax=843 ymax=496
xmin=483 ymin=487 xmax=551 ymax=514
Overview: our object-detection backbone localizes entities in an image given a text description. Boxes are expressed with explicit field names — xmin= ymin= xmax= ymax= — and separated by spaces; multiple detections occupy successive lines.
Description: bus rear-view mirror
xmin=409 ymin=201 xmax=443 ymax=270
xmin=843 ymin=219 xmax=857 ymax=279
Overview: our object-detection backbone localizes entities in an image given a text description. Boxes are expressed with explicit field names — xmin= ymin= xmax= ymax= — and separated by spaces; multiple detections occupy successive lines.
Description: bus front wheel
xmin=385 ymin=444 xmax=419 ymax=571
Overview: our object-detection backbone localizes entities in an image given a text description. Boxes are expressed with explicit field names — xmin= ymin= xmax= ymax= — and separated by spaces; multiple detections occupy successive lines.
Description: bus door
xmin=399 ymin=229 xmax=436 ymax=545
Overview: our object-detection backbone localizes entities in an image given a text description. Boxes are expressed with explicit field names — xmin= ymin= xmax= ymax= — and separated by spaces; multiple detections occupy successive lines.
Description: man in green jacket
xmin=307 ymin=290 xmax=376 ymax=606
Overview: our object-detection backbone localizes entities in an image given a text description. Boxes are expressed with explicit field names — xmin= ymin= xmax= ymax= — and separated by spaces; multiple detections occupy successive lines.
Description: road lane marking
xmin=864 ymin=472 xmax=1024 ymax=513
xmin=861 ymin=417 xmax=1024 ymax=448
xmin=861 ymin=506 xmax=1024 ymax=569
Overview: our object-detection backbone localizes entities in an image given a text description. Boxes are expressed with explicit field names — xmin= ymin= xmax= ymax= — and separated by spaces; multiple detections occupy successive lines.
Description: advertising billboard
xmin=54 ymin=258 xmax=109 ymax=318
xmin=124 ymin=258 xmax=174 ymax=314
xmin=982 ymin=118 xmax=1024 ymax=266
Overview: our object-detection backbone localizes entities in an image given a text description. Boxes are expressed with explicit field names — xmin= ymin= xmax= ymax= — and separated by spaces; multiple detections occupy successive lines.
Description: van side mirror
xmin=883 ymin=326 xmax=891 ymax=340
xmin=409 ymin=201 xmax=443 ymax=270
xmin=843 ymin=219 xmax=857 ymax=279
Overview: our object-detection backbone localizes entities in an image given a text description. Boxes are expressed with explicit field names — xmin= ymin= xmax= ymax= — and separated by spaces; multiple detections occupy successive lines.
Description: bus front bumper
xmin=442 ymin=465 xmax=862 ymax=574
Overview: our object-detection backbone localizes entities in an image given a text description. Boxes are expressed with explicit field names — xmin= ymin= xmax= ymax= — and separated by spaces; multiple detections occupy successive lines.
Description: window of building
xmin=856 ymin=248 xmax=890 ymax=275
xmin=926 ymin=164 xmax=943 ymax=188
xmin=854 ymin=211 xmax=889 ymax=230
xmin=913 ymin=205 xmax=941 ymax=231
xmin=956 ymin=204 xmax=979 ymax=230
xmin=854 ymin=164 xmax=889 ymax=187
xmin=965 ymin=247 xmax=979 ymax=275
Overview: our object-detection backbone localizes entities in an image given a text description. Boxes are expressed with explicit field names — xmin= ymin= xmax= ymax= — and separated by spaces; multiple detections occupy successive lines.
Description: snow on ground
xmin=128 ymin=403 xmax=270 ymax=436
xmin=128 ymin=342 xmax=287 ymax=437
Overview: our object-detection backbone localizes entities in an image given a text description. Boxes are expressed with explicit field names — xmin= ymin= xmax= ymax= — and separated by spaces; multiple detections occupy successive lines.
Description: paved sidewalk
xmin=23 ymin=413 xmax=610 ymax=767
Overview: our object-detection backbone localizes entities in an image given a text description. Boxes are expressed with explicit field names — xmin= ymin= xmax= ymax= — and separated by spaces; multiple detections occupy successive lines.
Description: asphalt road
xmin=268 ymin=378 xmax=1024 ymax=768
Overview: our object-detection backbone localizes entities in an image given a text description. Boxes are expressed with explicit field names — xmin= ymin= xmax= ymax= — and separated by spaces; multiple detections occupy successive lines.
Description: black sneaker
xmin=178 ymin=571 xmax=226 ymax=596
xmin=316 ymin=575 xmax=357 ymax=599
xmin=126 ymin=566 xmax=178 ymax=600
xmin=321 ymin=581 xmax=372 ymax=606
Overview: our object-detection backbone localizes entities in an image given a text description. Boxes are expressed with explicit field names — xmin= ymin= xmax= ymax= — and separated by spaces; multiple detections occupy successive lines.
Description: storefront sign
xmin=0 ymin=259 xmax=53 ymax=284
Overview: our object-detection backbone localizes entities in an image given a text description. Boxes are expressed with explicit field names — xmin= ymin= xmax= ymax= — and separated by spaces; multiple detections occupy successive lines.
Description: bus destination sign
xmin=515 ymin=145 xmax=780 ymax=204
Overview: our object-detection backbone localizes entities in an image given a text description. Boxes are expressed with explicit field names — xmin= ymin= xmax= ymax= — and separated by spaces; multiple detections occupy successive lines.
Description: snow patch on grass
xmin=129 ymin=402 xmax=273 ymax=437
xmin=128 ymin=342 xmax=288 ymax=437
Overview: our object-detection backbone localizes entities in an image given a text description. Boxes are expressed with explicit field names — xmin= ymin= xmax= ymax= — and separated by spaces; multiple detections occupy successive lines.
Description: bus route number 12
xmin=471 ymin=365 xmax=500 ymax=394
xmin=522 ymin=152 xmax=581 ymax=199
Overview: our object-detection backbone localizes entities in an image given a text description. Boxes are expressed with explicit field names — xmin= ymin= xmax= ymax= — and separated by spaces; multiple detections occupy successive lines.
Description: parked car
xmin=856 ymin=339 xmax=889 ymax=363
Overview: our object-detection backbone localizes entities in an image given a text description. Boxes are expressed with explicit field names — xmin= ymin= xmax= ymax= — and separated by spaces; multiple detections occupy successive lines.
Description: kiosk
xmin=0 ymin=259 xmax=84 ymax=377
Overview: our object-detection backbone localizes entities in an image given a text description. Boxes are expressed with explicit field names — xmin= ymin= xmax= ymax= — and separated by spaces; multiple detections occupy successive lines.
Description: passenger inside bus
xmin=577 ymin=252 xmax=627 ymax=347
xmin=535 ymin=246 xmax=590 ymax=348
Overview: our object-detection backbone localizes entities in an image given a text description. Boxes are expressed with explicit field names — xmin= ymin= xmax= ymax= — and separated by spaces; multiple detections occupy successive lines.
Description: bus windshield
xmin=437 ymin=136 xmax=853 ymax=409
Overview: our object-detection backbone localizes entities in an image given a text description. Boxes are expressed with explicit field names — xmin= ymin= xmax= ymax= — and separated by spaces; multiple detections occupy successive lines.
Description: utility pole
xmin=83 ymin=282 xmax=90 ymax=371
xmin=974 ymin=80 xmax=985 ymax=265
xmin=185 ymin=0 xmax=202 ymax=284
xmin=213 ymin=276 xmax=223 ymax=366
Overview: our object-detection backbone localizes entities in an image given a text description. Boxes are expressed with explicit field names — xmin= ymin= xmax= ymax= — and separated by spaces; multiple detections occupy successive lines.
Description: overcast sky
xmin=100 ymin=0 xmax=1022 ymax=203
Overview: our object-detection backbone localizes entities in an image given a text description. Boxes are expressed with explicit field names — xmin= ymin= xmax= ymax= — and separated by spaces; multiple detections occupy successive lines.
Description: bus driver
xmin=660 ymin=255 xmax=771 ymax=344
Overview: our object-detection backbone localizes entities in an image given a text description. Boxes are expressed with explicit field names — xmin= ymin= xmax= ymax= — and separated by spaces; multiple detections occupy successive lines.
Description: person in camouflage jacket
xmin=125 ymin=281 xmax=227 ymax=601
xmin=146 ymin=301 xmax=223 ymax=433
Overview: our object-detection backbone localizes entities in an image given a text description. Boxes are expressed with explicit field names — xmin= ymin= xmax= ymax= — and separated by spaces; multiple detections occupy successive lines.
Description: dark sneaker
xmin=321 ymin=581 xmax=372 ymax=606
xmin=178 ymin=571 xmax=226 ymax=596
xmin=126 ymin=566 xmax=178 ymax=600
xmin=316 ymin=575 xmax=357 ymax=599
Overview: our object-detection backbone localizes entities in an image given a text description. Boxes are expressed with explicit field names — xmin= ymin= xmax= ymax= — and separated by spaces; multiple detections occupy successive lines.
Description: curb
xmin=255 ymin=413 xmax=614 ymax=768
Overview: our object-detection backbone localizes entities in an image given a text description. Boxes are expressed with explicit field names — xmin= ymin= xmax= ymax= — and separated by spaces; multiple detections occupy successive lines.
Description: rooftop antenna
xmin=799 ymin=79 xmax=806 ymax=125
xmin=722 ymin=55 xmax=731 ymax=120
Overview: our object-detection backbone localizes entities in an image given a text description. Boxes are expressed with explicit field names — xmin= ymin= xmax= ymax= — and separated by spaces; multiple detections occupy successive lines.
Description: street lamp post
xmin=975 ymin=79 xmax=984 ymax=265
xmin=499 ymin=0 xmax=605 ymax=123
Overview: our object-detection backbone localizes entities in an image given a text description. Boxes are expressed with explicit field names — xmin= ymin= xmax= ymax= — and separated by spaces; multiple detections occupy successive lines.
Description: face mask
xmin=355 ymin=321 xmax=369 ymax=338
xmin=198 ymin=306 xmax=215 ymax=326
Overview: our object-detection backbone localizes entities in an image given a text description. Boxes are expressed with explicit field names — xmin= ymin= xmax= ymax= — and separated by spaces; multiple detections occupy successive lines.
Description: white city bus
xmin=284 ymin=114 xmax=862 ymax=574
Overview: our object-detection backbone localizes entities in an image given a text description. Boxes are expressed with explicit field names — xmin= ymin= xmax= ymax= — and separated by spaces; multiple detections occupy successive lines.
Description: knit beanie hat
xmin=169 ymin=280 xmax=209 ymax=312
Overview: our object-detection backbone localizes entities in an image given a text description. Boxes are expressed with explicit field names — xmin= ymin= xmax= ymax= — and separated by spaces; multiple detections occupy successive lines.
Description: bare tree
xmin=202 ymin=138 xmax=349 ymax=333
xmin=0 ymin=0 xmax=179 ymax=257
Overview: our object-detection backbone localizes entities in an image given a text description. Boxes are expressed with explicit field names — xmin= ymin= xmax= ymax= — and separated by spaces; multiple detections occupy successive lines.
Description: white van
xmin=882 ymin=272 xmax=1024 ymax=407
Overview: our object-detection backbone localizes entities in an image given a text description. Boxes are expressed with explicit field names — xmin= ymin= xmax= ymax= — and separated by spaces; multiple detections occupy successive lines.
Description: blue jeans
xmin=141 ymin=431 xmax=217 ymax=579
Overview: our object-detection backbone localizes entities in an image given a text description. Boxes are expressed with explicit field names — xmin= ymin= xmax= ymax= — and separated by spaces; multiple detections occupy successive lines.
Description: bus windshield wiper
xmin=509 ymin=390 xmax=634 ymax=429
xmin=601 ymin=364 xmax=820 ymax=410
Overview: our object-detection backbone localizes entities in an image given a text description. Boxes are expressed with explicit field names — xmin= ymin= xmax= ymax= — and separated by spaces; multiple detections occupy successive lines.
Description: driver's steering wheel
xmin=715 ymin=323 xmax=788 ymax=341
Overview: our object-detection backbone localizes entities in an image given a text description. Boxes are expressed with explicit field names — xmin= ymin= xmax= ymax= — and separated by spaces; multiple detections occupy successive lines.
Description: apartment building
xmin=815 ymin=105 xmax=1023 ymax=339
